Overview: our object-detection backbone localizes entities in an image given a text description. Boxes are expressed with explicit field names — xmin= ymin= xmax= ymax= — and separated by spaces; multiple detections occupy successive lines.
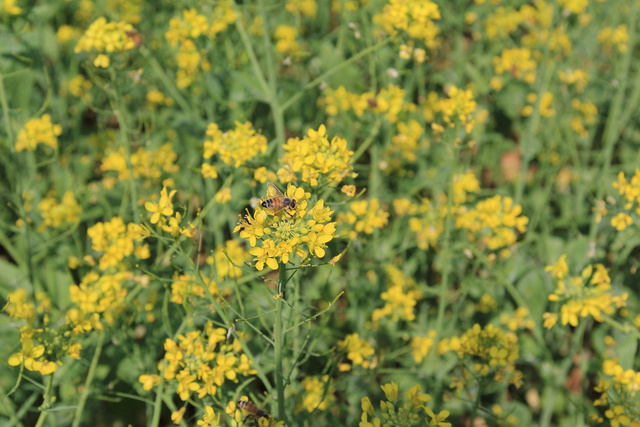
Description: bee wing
xmin=266 ymin=182 xmax=284 ymax=198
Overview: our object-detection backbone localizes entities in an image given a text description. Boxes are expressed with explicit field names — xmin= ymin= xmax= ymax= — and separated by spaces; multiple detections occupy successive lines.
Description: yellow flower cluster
xmin=286 ymin=0 xmax=317 ymax=17
xmin=203 ymin=122 xmax=267 ymax=173
xmin=410 ymin=330 xmax=437 ymax=363
xmin=37 ymin=191 xmax=82 ymax=232
xmin=360 ymin=382 xmax=450 ymax=427
xmin=296 ymin=375 xmax=336 ymax=413
xmin=6 ymin=289 xmax=82 ymax=375
xmin=522 ymin=91 xmax=555 ymax=118
xmin=74 ymin=17 xmax=137 ymax=67
xmin=337 ymin=198 xmax=389 ymax=240
xmin=274 ymin=25 xmax=301 ymax=56
xmin=139 ymin=321 xmax=257 ymax=402
xmin=337 ymin=333 xmax=377 ymax=371
xmin=87 ymin=216 xmax=150 ymax=270
xmin=319 ymin=84 xmax=409 ymax=124
xmin=609 ymin=170 xmax=640 ymax=231
xmin=558 ymin=69 xmax=589 ymax=93
xmin=169 ymin=273 xmax=229 ymax=306
xmin=500 ymin=307 xmax=535 ymax=332
xmin=591 ymin=359 xmax=640 ymax=426
xmin=543 ymin=256 xmax=627 ymax=328
xmin=438 ymin=323 xmax=522 ymax=388
xmin=371 ymin=265 xmax=422 ymax=324
xmin=69 ymin=271 xmax=134 ymax=328
xmin=235 ymin=184 xmax=336 ymax=270
xmin=62 ymin=74 xmax=93 ymax=103
xmin=598 ymin=24 xmax=629 ymax=53
xmin=278 ymin=125 xmax=356 ymax=186
xmin=455 ymin=195 xmax=529 ymax=259
xmin=373 ymin=0 xmax=441 ymax=50
xmin=435 ymin=85 xmax=478 ymax=135
xmin=145 ymin=89 xmax=175 ymax=110
xmin=165 ymin=4 xmax=236 ymax=47
xmin=100 ymin=143 xmax=179 ymax=189
xmin=15 ymin=114 xmax=62 ymax=152
xmin=385 ymin=119 xmax=427 ymax=163
xmin=570 ymin=98 xmax=597 ymax=138
xmin=493 ymin=47 xmax=537 ymax=84
xmin=144 ymin=186 xmax=195 ymax=237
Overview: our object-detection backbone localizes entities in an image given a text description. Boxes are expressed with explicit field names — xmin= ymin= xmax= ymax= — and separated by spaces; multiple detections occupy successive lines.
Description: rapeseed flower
xmin=544 ymin=257 xmax=627 ymax=328
xmin=87 ymin=217 xmax=150 ymax=270
xmin=373 ymin=0 xmax=441 ymax=50
xmin=235 ymin=184 xmax=336 ymax=270
xmin=37 ymin=191 xmax=82 ymax=232
xmin=493 ymin=47 xmax=537 ymax=83
xmin=337 ymin=198 xmax=389 ymax=240
xmin=286 ymin=0 xmax=317 ymax=17
xmin=7 ymin=290 xmax=83 ymax=375
xmin=359 ymin=382 xmax=448 ymax=427
xmin=439 ymin=323 xmax=521 ymax=387
xmin=203 ymin=121 xmax=267 ymax=169
xmin=371 ymin=265 xmax=422 ymax=324
xmin=338 ymin=333 xmax=377 ymax=370
xmin=100 ymin=143 xmax=179 ymax=188
xmin=592 ymin=359 xmax=640 ymax=425
xmin=278 ymin=125 xmax=356 ymax=186
xmin=15 ymin=114 xmax=62 ymax=152
xmin=74 ymin=17 xmax=138 ymax=67
xmin=296 ymin=375 xmax=336 ymax=413
xmin=274 ymin=25 xmax=300 ymax=56
xmin=140 ymin=321 xmax=256 ymax=403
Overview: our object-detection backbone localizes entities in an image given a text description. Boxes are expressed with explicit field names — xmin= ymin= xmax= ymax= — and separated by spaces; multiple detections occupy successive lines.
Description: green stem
xmin=431 ymin=140 xmax=459 ymax=374
xmin=33 ymin=375 xmax=54 ymax=427
xmin=0 ymin=72 xmax=14 ymax=148
xmin=150 ymin=361 xmax=167 ymax=427
xmin=72 ymin=330 xmax=105 ymax=427
xmin=275 ymin=265 xmax=286 ymax=422
xmin=598 ymin=2 xmax=636 ymax=196
xmin=468 ymin=378 xmax=484 ymax=427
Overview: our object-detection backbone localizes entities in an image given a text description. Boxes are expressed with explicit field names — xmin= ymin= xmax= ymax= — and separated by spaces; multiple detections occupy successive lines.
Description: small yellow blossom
xmin=15 ymin=114 xmax=62 ymax=152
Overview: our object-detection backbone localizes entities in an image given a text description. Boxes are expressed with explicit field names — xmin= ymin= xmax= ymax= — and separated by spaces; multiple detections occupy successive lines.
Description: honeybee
xmin=238 ymin=399 xmax=269 ymax=420
xmin=261 ymin=182 xmax=297 ymax=216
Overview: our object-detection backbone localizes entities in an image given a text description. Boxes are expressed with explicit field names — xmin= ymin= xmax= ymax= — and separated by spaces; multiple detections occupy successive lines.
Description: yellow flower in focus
xmin=145 ymin=186 xmax=177 ymax=225
xmin=279 ymin=124 xmax=356 ymax=186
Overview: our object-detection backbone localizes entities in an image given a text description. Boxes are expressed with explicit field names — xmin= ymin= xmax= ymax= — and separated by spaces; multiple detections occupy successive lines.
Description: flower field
xmin=2 ymin=0 xmax=640 ymax=426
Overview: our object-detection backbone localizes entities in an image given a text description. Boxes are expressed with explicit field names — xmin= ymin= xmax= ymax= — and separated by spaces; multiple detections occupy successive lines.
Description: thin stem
xmin=432 ymin=141 xmax=459 ymax=373
xmin=72 ymin=330 xmax=105 ymax=427
xmin=33 ymin=375 xmax=54 ymax=427
xmin=0 ymin=73 xmax=14 ymax=148
xmin=274 ymin=265 xmax=286 ymax=422
xmin=150 ymin=361 xmax=167 ymax=427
